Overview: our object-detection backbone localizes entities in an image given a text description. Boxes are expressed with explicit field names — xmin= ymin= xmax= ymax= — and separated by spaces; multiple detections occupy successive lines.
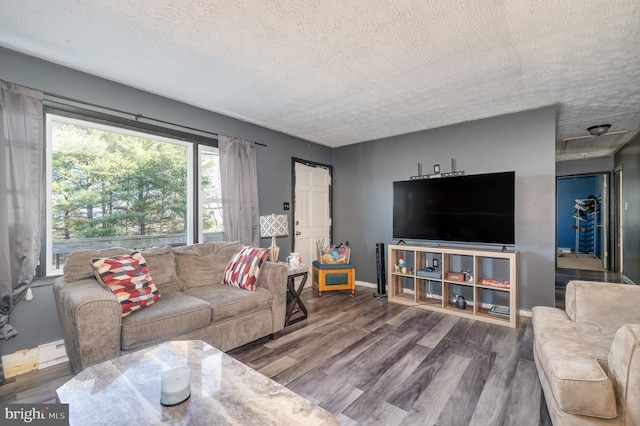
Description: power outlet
xmin=283 ymin=202 xmax=290 ymax=211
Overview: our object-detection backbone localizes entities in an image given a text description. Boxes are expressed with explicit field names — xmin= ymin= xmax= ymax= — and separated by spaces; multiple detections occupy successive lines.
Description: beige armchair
xmin=532 ymin=280 xmax=640 ymax=425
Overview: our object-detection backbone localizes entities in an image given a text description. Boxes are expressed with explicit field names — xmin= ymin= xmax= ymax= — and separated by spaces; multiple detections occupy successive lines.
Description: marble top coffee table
xmin=56 ymin=340 xmax=338 ymax=425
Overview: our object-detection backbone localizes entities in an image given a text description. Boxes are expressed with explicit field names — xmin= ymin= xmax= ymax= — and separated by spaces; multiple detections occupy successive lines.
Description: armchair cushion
xmin=608 ymin=324 xmax=640 ymax=425
xmin=533 ymin=280 xmax=640 ymax=425
xmin=565 ymin=280 xmax=640 ymax=333
xmin=532 ymin=306 xmax=617 ymax=419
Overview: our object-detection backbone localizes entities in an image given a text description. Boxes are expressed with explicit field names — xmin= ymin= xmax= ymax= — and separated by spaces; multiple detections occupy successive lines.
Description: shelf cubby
xmin=416 ymin=279 xmax=442 ymax=307
xmin=476 ymin=287 xmax=512 ymax=325
xmin=389 ymin=274 xmax=416 ymax=304
xmin=443 ymin=281 xmax=475 ymax=314
xmin=388 ymin=244 xmax=519 ymax=328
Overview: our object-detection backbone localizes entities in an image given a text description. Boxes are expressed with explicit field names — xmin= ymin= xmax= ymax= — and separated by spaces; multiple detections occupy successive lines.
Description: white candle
xmin=160 ymin=367 xmax=191 ymax=406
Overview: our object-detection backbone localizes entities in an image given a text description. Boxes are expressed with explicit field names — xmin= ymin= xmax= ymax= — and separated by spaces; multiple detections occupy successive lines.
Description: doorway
xmin=556 ymin=173 xmax=609 ymax=271
xmin=291 ymin=158 xmax=332 ymax=273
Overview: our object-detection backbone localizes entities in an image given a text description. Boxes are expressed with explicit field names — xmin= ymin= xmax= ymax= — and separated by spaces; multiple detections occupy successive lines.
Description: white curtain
xmin=219 ymin=135 xmax=260 ymax=246
xmin=0 ymin=81 xmax=44 ymax=381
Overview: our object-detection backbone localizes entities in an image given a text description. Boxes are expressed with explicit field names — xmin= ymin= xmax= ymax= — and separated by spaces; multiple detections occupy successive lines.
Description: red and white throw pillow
xmin=91 ymin=251 xmax=161 ymax=317
xmin=223 ymin=246 xmax=270 ymax=291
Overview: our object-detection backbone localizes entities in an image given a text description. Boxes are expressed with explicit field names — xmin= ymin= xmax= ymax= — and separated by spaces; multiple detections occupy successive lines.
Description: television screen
xmin=393 ymin=171 xmax=515 ymax=245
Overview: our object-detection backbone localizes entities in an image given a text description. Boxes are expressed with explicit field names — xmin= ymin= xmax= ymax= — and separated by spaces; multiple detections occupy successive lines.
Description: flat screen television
xmin=393 ymin=171 xmax=515 ymax=245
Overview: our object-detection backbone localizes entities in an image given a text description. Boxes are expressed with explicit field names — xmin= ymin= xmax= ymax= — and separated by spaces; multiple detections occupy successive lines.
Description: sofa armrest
xmin=565 ymin=280 xmax=640 ymax=331
xmin=255 ymin=262 xmax=288 ymax=333
xmin=53 ymin=276 xmax=122 ymax=373
xmin=608 ymin=324 xmax=640 ymax=425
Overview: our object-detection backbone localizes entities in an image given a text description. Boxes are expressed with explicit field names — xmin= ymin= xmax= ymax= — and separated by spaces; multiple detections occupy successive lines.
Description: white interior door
xmin=294 ymin=162 xmax=331 ymax=272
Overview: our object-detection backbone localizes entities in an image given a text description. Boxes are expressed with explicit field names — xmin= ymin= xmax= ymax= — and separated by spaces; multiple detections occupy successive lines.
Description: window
xmin=45 ymin=113 xmax=221 ymax=275
xmin=199 ymin=145 xmax=224 ymax=242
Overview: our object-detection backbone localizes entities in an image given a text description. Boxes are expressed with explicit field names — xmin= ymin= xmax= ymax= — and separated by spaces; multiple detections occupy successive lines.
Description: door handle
xmin=296 ymin=231 xmax=302 ymax=236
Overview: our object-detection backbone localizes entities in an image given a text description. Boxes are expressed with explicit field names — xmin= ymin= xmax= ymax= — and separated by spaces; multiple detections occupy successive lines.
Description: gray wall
xmin=0 ymin=47 xmax=332 ymax=355
xmin=556 ymin=156 xmax=614 ymax=177
xmin=615 ymin=134 xmax=640 ymax=283
xmin=332 ymin=106 xmax=557 ymax=309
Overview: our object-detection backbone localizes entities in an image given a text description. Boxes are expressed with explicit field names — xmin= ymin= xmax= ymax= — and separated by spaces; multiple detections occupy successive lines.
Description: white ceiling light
xmin=587 ymin=124 xmax=612 ymax=136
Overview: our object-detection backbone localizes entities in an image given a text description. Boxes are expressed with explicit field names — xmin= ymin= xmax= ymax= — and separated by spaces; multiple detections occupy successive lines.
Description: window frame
xmin=41 ymin=106 xmax=219 ymax=277
xmin=198 ymin=144 xmax=224 ymax=243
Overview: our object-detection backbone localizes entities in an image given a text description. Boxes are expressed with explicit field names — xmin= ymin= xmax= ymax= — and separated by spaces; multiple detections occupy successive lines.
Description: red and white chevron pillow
xmin=91 ymin=251 xmax=161 ymax=316
xmin=223 ymin=246 xmax=270 ymax=291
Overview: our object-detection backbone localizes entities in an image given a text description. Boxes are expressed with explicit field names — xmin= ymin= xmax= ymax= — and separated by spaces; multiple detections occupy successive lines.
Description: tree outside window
xmin=47 ymin=114 xmax=219 ymax=274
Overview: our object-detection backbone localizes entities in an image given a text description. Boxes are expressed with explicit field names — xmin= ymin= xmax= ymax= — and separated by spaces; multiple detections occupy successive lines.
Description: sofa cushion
xmin=566 ymin=280 xmax=640 ymax=334
xmin=608 ymin=324 xmax=640 ymax=425
xmin=532 ymin=306 xmax=617 ymax=419
xmin=223 ymin=246 xmax=270 ymax=291
xmin=141 ymin=246 xmax=180 ymax=294
xmin=120 ymin=292 xmax=211 ymax=351
xmin=64 ymin=247 xmax=130 ymax=281
xmin=184 ymin=283 xmax=272 ymax=323
xmin=173 ymin=241 xmax=243 ymax=288
xmin=91 ymin=252 xmax=161 ymax=317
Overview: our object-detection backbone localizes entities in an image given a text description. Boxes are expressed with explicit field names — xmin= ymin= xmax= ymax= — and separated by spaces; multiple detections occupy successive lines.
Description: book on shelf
xmin=416 ymin=269 xmax=441 ymax=279
xmin=489 ymin=305 xmax=510 ymax=316
xmin=481 ymin=278 xmax=510 ymax=289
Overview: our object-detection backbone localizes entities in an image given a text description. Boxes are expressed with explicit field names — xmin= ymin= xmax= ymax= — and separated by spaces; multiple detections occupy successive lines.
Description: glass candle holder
xmin=160 ymin=367 xmax=191 ymax=406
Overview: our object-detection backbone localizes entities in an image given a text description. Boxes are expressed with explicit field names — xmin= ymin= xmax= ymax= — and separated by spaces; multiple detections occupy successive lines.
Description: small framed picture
xmin=434 ymin=164 xmax=440 ymax=173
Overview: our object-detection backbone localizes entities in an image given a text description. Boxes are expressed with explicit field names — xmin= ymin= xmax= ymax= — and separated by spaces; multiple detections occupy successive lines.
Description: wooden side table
xmin=283 ymin=264 xmax=308 ymax=326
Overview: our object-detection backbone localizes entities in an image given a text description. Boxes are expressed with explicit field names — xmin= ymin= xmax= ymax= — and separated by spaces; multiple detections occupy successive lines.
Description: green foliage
xmin=200 ymin=150 xmax=223 ymax=233
xmin=51 ymin=121 xmax=188 ymax=239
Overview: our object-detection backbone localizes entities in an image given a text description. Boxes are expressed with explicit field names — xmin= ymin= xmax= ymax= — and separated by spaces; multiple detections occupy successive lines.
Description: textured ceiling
xmin=1 ymin=1 xmax=639 ymax=161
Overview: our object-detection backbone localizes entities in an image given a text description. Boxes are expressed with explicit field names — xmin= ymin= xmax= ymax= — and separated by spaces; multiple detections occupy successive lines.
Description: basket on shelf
xmin=316 ymin=240 xmax=351 ymax=264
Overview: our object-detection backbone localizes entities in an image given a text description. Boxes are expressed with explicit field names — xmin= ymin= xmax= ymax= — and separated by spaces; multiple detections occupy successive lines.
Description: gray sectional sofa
xmin=53 ymin=241 xmax=288 ymax=373
xmin=532 ymin=280 xmax=640 ymax=425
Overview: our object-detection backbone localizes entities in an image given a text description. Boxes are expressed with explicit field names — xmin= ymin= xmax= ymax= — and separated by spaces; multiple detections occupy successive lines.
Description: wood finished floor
xmin=0 ymin=361 xmax=73 ymax=405
xmin=228 ymin=287 xmax=552 ymax=425
xmin=1 ymin=268 xmax=625 ymax=425
xmin=556 ymin=254 xmax=605 ymax=271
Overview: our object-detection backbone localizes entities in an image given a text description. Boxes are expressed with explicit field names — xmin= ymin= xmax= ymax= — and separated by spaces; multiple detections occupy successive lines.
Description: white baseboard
xmin=518 ymin=309 xmax=532 ymax=318
xmin=356 ymin=280 xmax=376 ymax=289
xmin=38 ymin=339 xmax=69 ymax=369
xmin=301 ymin=279 xmax=377 ymax=290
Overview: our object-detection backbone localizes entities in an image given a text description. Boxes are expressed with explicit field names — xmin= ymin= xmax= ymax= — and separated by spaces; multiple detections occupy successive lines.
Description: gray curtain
xmin=219 ymin=135 xmax=260 ymax=246
xmin=0 ymin=81 xmax=44 ymax=381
